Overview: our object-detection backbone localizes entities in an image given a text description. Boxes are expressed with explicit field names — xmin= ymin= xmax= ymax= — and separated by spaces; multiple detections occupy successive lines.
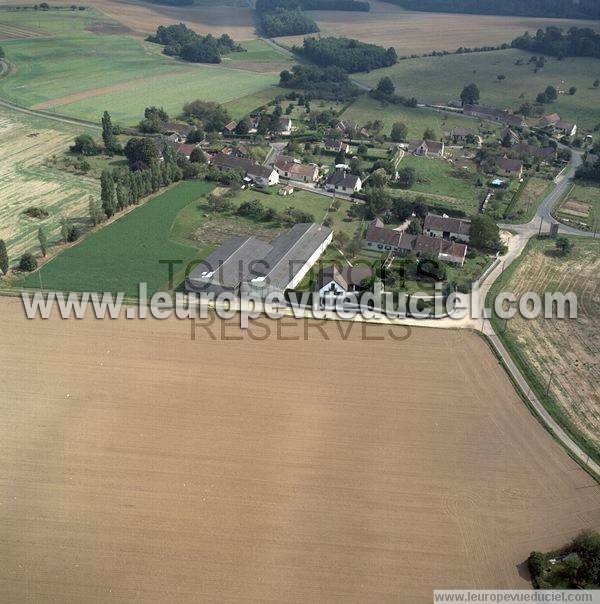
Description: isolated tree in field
xmin=101 ymin=110 xmax=118 ymax=154
xmin=497 ymin=74 xmax=506 ymax=83
xmin=376 ymin=76 xmax=395 ymax=96
xmin=0 ymin=46 xmax=5 ymax=59
xmin=569 ymin=86 xmax=577 ymax=95
xmin=469 ymin=214 xmax=499 ymax=249
xmin=37 ymin=227 xmax=47 ymax=257
xmin=71 ymin=133 xmax=99 ymax=156
xmin=100 ymin=170 xmax=117 ymax=218
xmin=537 ymin=85 xmax=558 ymax=103
xmin=555 ymin=236 xmax=573 ymax=256
xmin=390 ymin=121 xmax=408 ymax=142
xmin=594 ymin=80 xmax=600 ymax=89
xmin=0 ymin=239 xmax=8 ymax=275
xmin=460 ymin=83 xmax=480 ymax=106
xmin=423 ymin=127 xmax=436 ymax=140
xmin=88 ymin=196 xmax=105 ymax=226
xmin=19 ymin=253 xmax=37 ymax=272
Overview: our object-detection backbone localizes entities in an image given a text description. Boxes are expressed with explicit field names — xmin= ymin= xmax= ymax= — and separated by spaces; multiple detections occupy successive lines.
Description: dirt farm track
xmin=1 ymin=296 xmax=599 ymax=602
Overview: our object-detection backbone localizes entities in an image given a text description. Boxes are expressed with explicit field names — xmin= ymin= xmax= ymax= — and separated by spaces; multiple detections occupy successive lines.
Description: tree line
xmin=295 ymin=36 xmax=397 ymax=73
xmin=379 ymin=0 xmax=600 ymax=20
xmin=256 ymin=0 xmax=369 ymax=11
xmin=147 ymin=24 xmax=244 ymax=63
xmin=258 ymin=9 xmax=318 ymax=37
xmin=512 ymin=26 xmax=600 ymax=60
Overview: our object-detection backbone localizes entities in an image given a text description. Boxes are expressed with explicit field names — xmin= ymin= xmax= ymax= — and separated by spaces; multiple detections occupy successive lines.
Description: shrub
xmin=19 ymin=253 xmax=38 ymax=272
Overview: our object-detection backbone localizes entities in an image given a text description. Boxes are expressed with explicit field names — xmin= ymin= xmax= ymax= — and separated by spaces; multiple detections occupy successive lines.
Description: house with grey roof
xmin=325 ymin=169 xmax=362 ymax=193
xmin=423 ymin=213 xmax=471 ymax=244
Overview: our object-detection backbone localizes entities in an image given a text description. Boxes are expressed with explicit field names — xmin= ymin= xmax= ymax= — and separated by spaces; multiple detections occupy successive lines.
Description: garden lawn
xmin=354 ymin=49 xmax=600 ymax=131
xmin=396 ymin=155 xmax=477 ymax=201
xmin=21 ymin=181 xmax=213 ymax=297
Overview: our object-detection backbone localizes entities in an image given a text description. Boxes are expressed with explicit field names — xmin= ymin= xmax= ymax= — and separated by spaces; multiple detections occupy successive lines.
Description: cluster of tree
xmin=536 ymin=85 xmax=558 ymax=104
xmin=279 ymin=64 xmax=360 ymax=100
xmin=7 ymin=3 xmax=86 ymax=9
xmin=379 ymin=0 xmax=600 ymax=20
xmin=528 ymin=530 xmax=600 ymax=589
xmin=370 ymin=77 xmax=418 ymax=107
xmin=182 ymin=99 xmax=232 ymax=132
xmin=71 ymin=111 xmax=122 ymax=158
xmin=256 ymin=0 xmax=369 ymax=11
xmin=211 ymin=196 xmax=315 ymax=226
xmin=512 ymin=26 xmax=600 ymax=59
xmin=138 ymin=106 xmax=169 ymax=133
xmin=258 ymin=9 xmax=318 ymax=37
xmin=575 ymin=157 xmax=600 ymax=182
xmin=0 ymin=46 xmax=4 ymax=59
xmin=147 ymin=24 xmax=244 ymax=63
xmin=295 ymin=37 xmax=397 ymax=73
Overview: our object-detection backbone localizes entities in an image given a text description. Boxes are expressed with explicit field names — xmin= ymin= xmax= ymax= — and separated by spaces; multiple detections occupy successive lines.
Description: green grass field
xmin=354 ymin=49 xmax=600 ymax=131
xmin=340 ymin=97 xmax=488 ymax=139
xmin=0 ymin=9 xmax=286 ymax=125
xmin=394 ymin=155 xmax=477 ymax=202
xmin=21 ymin=181 xmax=213 ymax=296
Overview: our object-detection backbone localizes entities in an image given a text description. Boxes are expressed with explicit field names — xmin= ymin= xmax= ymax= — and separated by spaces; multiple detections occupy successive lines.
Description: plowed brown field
xmin=1 ymin=296 xmax=599 ymax=603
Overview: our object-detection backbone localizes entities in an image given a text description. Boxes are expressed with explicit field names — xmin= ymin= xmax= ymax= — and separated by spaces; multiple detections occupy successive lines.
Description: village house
xmin=278 ymin=184 xmax=294 ymax=196
xmin=363 ymin=218 xmax=402 ymax=253
xmin=222 ymin=144 xmax=250 ymax=158
xmin=316 ymin=264 xmax=373 ymax=301
xmin=539 ymin=113 xmax=561 ymax=128
xmin=408 ymin=139 xmax=445 ymax=157
xmin=210 ymin=153 xmax=256 ymax=174
xmin=274 ymin=157 xmax=319 ymax=183
xmin=512 ymin=143 xmax=556 ymax=162
xmin=163 ymin=121 xmax=193 ymax=143
xmin=555 ymin=120 xmax=577 ymax=137
xmin=450 ymin=127 xmax=474 ymax=144
xmin=247 ymin=165 xmax=279 ymax=188
xmin=325 ymin=168 xmax=362 ymax=194
xmin=278 ymin=117 xmax=293 ymax=136
xmin=324 ymin=138 xmax=351 ymax=154
xmin=336 ymin=120 xmax=358 ymax=135
xmin=423 ymin=213 xmax=471 ymax=244
xmin=501 ymin=127 xmax=520 ymax=145
xmin=363 ymin=218 xmax=468 ymax=266
xmin=463 ymin=104 xmax=526 ymax=128
xmin=496 ymin=156 xmax=524 ymax=179
xmin=398 ymin=234 xmax=468 ymax=266
xmin=223 ymin=121 xmax=237 ymax=134
xmin=173 ymin=142 xmax=209 ymax=161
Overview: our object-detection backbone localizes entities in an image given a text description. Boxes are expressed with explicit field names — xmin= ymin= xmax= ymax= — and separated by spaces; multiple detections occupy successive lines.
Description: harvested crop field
xmin=276 ymin=0 xmax=600 ymax=56
xmin=67 ymin=0 xmax=256 ymax=39
xmin=1 ymin=297 xmax=599 ymax=602
xmin=0 ymin=112 xmax=97 ymax=262
xmin=491 ymin=236 xmax=600 ymax=459
xmin=0 ymin=21 xmax=50 ymax=40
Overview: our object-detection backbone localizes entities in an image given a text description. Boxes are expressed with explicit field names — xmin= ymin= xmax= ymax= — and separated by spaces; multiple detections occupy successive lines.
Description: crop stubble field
xmin=494 ymin=237 xmax=600 ymax=455
xmin=275 ymin=0 xmax=600 ymax=54
xmin=0 ymin=111 xmax=97 ymax=260
xmin=1 ymin=298 xmax=599 ymax=602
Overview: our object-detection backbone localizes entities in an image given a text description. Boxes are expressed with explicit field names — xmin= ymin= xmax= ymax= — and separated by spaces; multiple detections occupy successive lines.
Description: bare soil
xmin=1 ymin=296 xmax=599 ymax=602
